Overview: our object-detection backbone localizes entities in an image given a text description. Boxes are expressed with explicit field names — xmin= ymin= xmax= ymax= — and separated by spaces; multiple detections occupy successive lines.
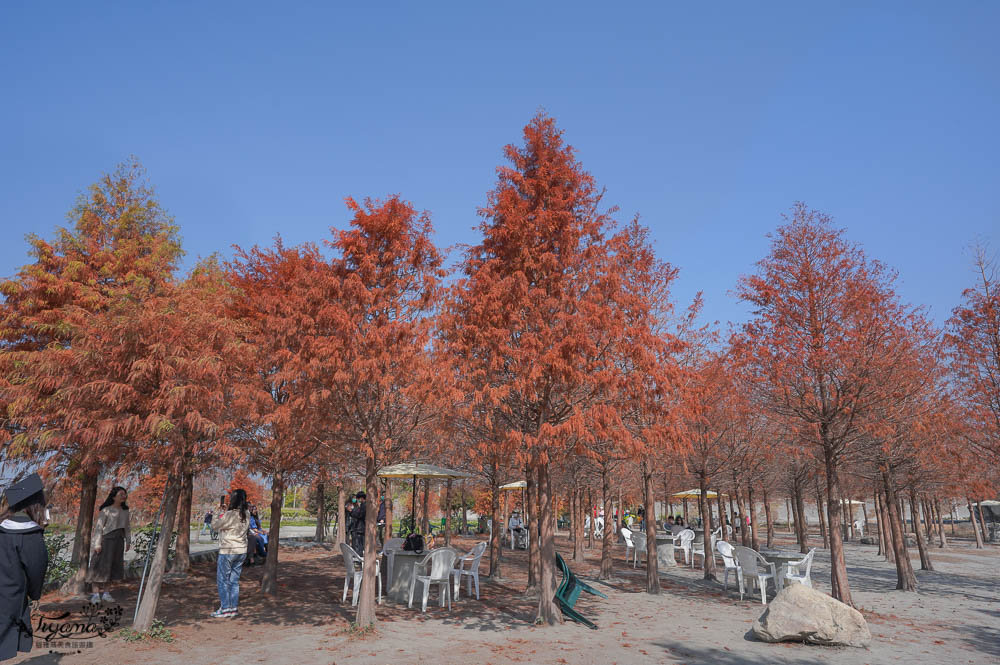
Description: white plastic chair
xmin=633 ymin=531 xmax=647 ymax=568
xmin=380 ymin=537 xmax=405 ymax=588
xmin=452 ymin=541 xmax=487 ymax=600
xmin=676 ymin=529 xmax=695 ymax=565
xmin=408 ymin=548 xmax=458 ymax=612
xmin=782 ymin=548 xmax=815 ymax=589
xmin=594 ymin=516 xmax=605 ymax=539
xmin=724 ymin=524 xmax=733 ymax=540
xmin=340 ymin=542 xmax=381 ymax=606
xmin=691 ymin=526 xmax=722 ymax=568
xmin=620 ymin=527 xmax=634 ymax=564
xmin=733 ymin=546 xmax=776 ymax=604
xmin=716 ymin=541 xmax=742 ymax=593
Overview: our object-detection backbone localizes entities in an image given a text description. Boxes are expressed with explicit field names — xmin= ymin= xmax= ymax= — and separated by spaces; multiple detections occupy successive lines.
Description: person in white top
xmin=86 ymin=486 xmax=131 ymax=604
xmin=212 ymin=489 xmax=250 ymax=618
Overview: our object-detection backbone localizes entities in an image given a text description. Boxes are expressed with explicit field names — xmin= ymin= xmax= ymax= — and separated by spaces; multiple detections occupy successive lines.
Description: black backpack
xmin=403 ymin=533 xmax=424 ymax=553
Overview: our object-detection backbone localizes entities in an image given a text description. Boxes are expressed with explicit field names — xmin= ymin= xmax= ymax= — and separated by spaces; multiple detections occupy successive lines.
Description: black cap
xmin=355 ymin=491 xmax=366 ymax=499
xmin=4 ymin=473 xmax=44 ymax=508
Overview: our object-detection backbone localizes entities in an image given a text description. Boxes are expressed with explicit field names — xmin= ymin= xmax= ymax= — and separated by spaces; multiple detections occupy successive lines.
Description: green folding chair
xmin=554 ymin=553 xmax=607 ymax=629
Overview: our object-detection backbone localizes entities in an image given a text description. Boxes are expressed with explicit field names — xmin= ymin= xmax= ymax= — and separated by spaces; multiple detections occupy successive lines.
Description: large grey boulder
xmin=752 ymin=583 xmax=872 ymax=648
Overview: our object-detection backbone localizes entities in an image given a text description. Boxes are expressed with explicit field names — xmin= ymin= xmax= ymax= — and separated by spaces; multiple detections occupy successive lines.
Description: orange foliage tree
xmin=946 ymin=244 xmax=1000 ymax=464
xmin=230 ymin=469 xmax=266 ymax=508
xmin=736 ymin=203 xmax=928 ymax=606
xmin=72 ymin=261 xmax=246 ymax=631
xmin=0 ymin=159 xmax=182 ymax=592
xmin=445 ymin=114 xmax=670 ymax=622
xmin=227 ymin=238 xmax=333 ymax=595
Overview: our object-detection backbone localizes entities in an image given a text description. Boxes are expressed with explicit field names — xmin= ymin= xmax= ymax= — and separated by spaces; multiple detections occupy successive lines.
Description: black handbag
xmin=403 ymin=533 xmax=424 ymax=553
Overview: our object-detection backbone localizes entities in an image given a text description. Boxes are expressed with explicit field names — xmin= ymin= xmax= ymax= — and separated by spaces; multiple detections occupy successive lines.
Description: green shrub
xmin=120 ymin=619 xmax=174 ymax=643
xmin=131 ymin=526 xmax=177 ymax=565
xmin=44 ymin=532 xmax=77 ymax=587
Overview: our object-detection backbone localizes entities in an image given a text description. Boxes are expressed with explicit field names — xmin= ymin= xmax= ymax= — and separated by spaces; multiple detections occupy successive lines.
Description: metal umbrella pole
xmin=410 ymin=475 xmax=417 ymax=535
xmin=133 ymin=480 xmax=169 ymax=623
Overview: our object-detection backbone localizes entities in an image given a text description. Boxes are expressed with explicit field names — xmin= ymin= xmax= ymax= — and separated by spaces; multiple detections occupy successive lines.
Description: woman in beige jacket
xmin=86 ymin=486 xmax=131 ymax=604
xmin=212 ymin=489 xmax=249 ymax=618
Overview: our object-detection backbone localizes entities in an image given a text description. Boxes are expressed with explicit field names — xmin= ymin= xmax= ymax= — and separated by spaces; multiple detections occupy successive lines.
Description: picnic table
xmin=759 ymin=549 xmax=802 ymax=589
xmin=653 ymin=533 xmax=677 ymax=568
xmin=385 ymin=550 xmax=428 ymax=603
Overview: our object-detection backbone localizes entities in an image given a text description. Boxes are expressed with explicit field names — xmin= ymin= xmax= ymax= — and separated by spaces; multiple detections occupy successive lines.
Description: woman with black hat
xmin=0 ymin=473 xmax=49 ymax=662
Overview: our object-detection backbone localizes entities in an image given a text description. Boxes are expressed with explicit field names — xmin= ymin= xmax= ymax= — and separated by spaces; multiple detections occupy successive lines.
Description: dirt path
xmin=12 ymin=534 xmax=1000 ymax=665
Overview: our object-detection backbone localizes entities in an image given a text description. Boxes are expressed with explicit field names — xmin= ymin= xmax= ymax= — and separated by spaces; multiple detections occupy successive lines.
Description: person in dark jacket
xmin=0 ymin=473 xmax=49 ymax=662
xmin=349 ymin=491 xmax=367 ymax=553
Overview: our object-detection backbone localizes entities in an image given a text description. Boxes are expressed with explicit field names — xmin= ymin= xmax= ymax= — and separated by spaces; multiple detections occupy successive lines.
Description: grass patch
xmin=119 ymin=619 xmax=175 ymax=643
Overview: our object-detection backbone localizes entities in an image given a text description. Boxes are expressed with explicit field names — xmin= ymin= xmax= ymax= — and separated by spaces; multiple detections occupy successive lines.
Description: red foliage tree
xmin=227 ymin=238 xmax=332 ymax=595
xmin=0 ymin=159 xmax=182 ymax=592
xmin=946 ymin=244 xmax=1000 ymax=464
xmin=445 ymin=114 xmax=670 ymax=622
xmin=315 ymin=195 xmax=446 ymax=628
xmin=72 ymin=261 xmax=246 ymax=630
xmin=230 ymin=469 xmax=266 ymax=508
xmin=736 ymin=203 xmax=926 ymax=605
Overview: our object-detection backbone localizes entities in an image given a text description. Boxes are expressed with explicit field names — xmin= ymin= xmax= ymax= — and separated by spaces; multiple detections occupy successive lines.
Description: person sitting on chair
xmin=664 ymin=515 xmax=676 ymax=533
xmin=508 ymin=510 xmax=526 ymax=548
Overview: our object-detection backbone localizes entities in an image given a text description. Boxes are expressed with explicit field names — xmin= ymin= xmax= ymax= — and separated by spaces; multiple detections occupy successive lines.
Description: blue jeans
xmin=217 ymin=553 xmax=246 ymax=610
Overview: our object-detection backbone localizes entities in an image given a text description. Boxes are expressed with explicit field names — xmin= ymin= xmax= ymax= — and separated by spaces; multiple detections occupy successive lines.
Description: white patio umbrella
xmin=378 ymin=462 xmax=473 ymax=534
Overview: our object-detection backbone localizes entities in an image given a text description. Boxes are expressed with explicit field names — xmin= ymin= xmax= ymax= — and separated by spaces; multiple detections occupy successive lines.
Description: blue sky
xmin=2 ymin=1 xmax=997 ymax=328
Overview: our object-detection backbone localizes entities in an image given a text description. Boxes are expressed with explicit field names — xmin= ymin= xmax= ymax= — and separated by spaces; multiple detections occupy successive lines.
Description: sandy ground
xmin=11 ymin=531 xmax=999 ymax=665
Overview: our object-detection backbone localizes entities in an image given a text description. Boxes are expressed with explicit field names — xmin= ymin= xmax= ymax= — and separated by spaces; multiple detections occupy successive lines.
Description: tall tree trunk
xmin=976 ymin=498 xmax=989 ymax=543
xmin=172 ymin=471 xmax=194 ymax=573
xmin=64 ymin=469 xmax=99 ymax=596
xmin=642 ymin=463 xmax=660 ymax=593
xmin=444 ymin=479 xmax=453 ymax=548
xmin=875 ymin=488 xmax=888 ymax=559
xmin=460 ymin=480 xmax=468 ymax=535
xmin=354 ymin=457 xmax=379 ymax=627
xmin=133 ymin=472 xmax=182 ymax=632
xmin=815 ymin=476 xmax=828 ymax=549
xmin=336 ymin=485 xmax=346 ymax=545
xmin=717 ymin=490 xmax=728 ymax=539
xmin=489 ymin=478 xmax=503 ymax=579
xmin=599 ymin=464 xmax=614 ymax=581
xmin=883 ymin=470 xmax=916 ymax=591
xmin=314 ymin=480 xmax=326 ymax=542
xmin=535 ymin=458 xmax=561 ymax=625
xmin=921 ymin=498 xmax=934 ymax=543
xmin=909 ymin=487 xmax=933 ymax=571
xmin=789 ymin=487 xmax=802 ymax=546
xmin=861 ymin=498 xmax=870 ymax=538
xmin=840 ymin=499 xmax=854 ymax=540
xmin=261 ymin=472 xmax=285 ymax=595
xmin=762 ymin=486 xmax=774 ymax=548
xmin=824 ymin=447 xmax=853 ymax=605
xmin=934 ymin=497 xmax=948 ymax=548
xmin=586 ymin=487 xmax=595 ymax=550
xmin=747 ymin=484 xmax=760 ymax=552
xmin=794 ymin=483 xmax=809 ymax=553
xmin=967 ymin=497 xmax=984 ymax=548
xmin=525 ymin=462 xmax=538 ymax=591
xmin=573 ymin=487 xmax=585 ymax=562
xmin=572 ymin=487 xmax=576 ymax=544
xmin=785 ymin=498 xmax=793 ymax=533
xmin=950 ymin=501 xmax=957 ymax=536
xmin=698 ymin=473 xmax=716 ymax=581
